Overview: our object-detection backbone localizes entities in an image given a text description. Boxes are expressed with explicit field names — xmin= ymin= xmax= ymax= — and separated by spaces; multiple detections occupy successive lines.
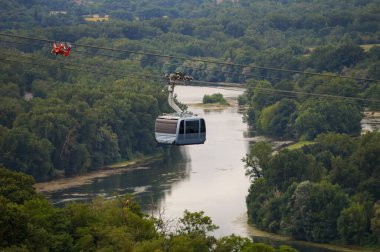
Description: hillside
xmin=0 ymin=0 xmax=380 ymax=250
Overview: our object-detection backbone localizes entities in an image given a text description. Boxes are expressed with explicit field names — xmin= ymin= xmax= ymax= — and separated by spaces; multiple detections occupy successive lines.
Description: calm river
xmin=50 ymin=86 xmax=251 ymax=237
xmin=49 ymin=86 xmax=342 ymax=252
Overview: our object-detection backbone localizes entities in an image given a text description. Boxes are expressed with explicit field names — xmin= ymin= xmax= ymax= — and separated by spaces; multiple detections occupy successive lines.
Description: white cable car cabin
xmin=155 ymin=114 xmax=206 ymax=145
xmin=155 ymin=72 xmax=206 ymax=145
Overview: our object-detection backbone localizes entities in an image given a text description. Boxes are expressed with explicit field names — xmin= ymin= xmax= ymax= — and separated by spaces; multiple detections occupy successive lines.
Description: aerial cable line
xmin=192 ymin=80 xmax=380 ymax=105
xmin=1 ymin=37 xmax=377 ymax=94
xmin=1 ymin=32 xmax=380 ymax=83
xmin=0 ymin=51 xmax=274 ymax=89
xmin=0 ymin=51 xmax=283 ymax=90
xmin=1 ymin=54 xmax=380 ymax=105
xmin=1 ymin=46 xmax=374 ymax=96
xmin=0 ymin=57 xmax=242 ymax=93
xmin=0 ymin=57 xmax=164 ymax=83
xmin=0 ymin=37 xmax=137 ymax=61
xmin=253 ymin=87 xmax=380 ymax=104
xmin=1 ymin=56 xmax=379 ymax=107
xmin=2 ymin=49 xmax=380 ymax=101
xmin=0 ymin=51 xmax=165 ymax=80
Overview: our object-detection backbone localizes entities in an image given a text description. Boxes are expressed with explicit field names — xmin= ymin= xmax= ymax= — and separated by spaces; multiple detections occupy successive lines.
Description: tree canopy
xmin=245 ymin=132 xmax=380 ymax=246
xmin=0 ymin=167 xmax=296 ymax=251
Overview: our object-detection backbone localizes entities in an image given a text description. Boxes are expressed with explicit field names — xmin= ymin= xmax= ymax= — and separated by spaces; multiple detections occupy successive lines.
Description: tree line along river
xmin=45 ymin=86 xmax=370 ymax=252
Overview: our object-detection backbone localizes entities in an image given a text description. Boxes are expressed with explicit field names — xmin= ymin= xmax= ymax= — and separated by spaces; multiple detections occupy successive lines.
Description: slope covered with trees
xmin=244 ymin=132 xmax=380 ymax=247
xmin=0 ymin=53 xmax=171 ymax=181
xmin=1 ymin=0 xmax=380 ymax=249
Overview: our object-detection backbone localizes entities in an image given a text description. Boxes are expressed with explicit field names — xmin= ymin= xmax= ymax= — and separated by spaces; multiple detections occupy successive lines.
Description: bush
xmin=202 ymin=93 xmax=228 ymax=105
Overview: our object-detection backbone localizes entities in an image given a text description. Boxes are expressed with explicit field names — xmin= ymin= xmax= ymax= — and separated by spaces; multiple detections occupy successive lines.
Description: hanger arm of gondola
xmin=155 ymin=72 xmax=206 ymax=145
xmin=164 ymin=72 xmax=193 ymax=114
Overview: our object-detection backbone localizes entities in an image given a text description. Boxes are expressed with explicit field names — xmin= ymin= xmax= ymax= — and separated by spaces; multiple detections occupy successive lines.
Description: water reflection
xmin=48 ymin=86 xmax=359 ymax=251
xmin=50 ymin=86 xmax=251 ymax=238
xmin=50 ymin=147 xmax=191 ymax=208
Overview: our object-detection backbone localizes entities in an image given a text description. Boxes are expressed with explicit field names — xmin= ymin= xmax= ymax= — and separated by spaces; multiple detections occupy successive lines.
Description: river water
xmin=48 ymin=86 xmax=346 ymax=251
xmin=50 ymin=86 xmax=251 ymax=237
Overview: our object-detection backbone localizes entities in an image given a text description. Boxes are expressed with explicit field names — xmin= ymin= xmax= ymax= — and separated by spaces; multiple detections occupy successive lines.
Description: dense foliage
xmin=2 ymin=0 xmax=380 ymax=83
xmin=0 ymin=167 xmax=298 ymax=251
xmin=0 ymin=64 xmax=171 ymax=181
xmin=1 ymin=0 xmax=380 ymax=150
xmin=1 ymin=0 xmax=380 ymax=249
xmin=244 ymin=132 xmax=380 ymax=246
xmin=241 ymin=73 xmax=377 ymax=140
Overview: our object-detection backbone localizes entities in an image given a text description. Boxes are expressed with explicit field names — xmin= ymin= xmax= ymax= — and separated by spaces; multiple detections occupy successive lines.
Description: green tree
xmin=309 ymin=44 xmax=365 ymax=72
xmin=23 ymin=198 xmax=74 ymax=251
xmin=215 ymin=234 xmax=255 ymax=252
xmin=315 ymin=133 xmax=356 ymax=158
xmin=371 ymin=202 xmax=380 ymax=244
xmin=287 ymin=181 xmax=349 ymax=242
xmin=242 ymin=141 xmax=272 ymax=180
xmin=251 ymin=80 xmax=276 ymax=112
xmin=0 ymin=167 xmax=37 ymax=204
xmin=295 ymin=100 xmax=362 ymax=140
xmin=177 ymin=210 xmax=219 ymax=236
xmin=0 ymin=97 xmax=26 ymax=128
xmin=338 ymin=203 xmax=368 ymax=244
xmin=266 ymin=149 xmax=324 ymax=191
xmin=246 ymin=178 xmax=271 ymax=226
xmin=168 ymin=234 xmax=211 ymax=252
xmin=0 ymin=128 xmax=53 ymax=181
xmin=224 ymin=21 xmax=245 ymax=38
xmin=328 ymin=157 xmax=361 ymax=194
xmin=203 ymin=93 xmax=228 ymax=105
xmin=353 ymin=133 xmax=380 ymax=199
xmin=0 ymin=197 xmax=28 ymax=248
xmin=256 ymin=98 xmax=298 ymax=138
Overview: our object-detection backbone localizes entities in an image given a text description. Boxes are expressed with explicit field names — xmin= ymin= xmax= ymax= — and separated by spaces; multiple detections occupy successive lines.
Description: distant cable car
xmin=51 ymin=42 xmax=71 ymax=57
xmin=155 ymin=72 xmax=206 ymax=145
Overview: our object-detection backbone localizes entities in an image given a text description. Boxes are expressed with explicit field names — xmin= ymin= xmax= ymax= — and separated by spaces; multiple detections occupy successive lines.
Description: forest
xmin=243 ymin=133 xmax=380 ymax=247
xmin=1 ymin=0 xmax=380 ymax=250
xmin=1 ymin=167 xmax=298 ymax=251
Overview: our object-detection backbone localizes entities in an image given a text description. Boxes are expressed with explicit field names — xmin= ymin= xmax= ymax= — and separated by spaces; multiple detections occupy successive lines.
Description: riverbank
xmin=361 ymin=110 xmax=380 ymax=133
xmin=34 ymin=154 xmax=163 ymax=193
xmin=247 ymin=224 xmax=378 ymax=252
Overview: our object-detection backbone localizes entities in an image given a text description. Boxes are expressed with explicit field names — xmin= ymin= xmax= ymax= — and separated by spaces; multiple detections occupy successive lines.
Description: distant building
xmin=216 ymin=0 xmax=239 ymax=5
xmin=49 ymin=11 xmax=67 ymax=16
xmin=84 ymin=14 xmax=110 ymax=22
xmin=24 ymin=92 xmax=33 ymax=101
xmin=72 ymin=0 xmax=83 ymax=5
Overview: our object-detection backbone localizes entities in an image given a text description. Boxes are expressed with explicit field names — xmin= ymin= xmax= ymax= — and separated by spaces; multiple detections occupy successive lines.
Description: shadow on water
xmin=50 ymin=147 xmax=191 ymax=209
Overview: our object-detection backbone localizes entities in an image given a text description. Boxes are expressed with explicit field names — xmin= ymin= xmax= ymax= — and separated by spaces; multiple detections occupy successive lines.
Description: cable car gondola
xmin=155 ymin=72 xmax=206 ymax=145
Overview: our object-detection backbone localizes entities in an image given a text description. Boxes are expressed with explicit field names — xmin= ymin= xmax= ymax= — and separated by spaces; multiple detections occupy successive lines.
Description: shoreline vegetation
xmin=33 ymin=97 xmax=238 ymax=194
xmin=194 ymin=96 xmax=237 ymax=109
xmin=247 ymin=225 xmax=378 ymax=252
xmin=32 ymin=100 xmax=380 ymax=252
xmin=34 ymin=153 xmax=163 ymax=193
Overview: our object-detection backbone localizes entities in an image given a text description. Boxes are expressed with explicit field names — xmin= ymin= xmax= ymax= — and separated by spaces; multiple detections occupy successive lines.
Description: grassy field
xmin=360 ymin=44 xmax=380 ymax=51
xmin=305 ymin=44 xmax=380 ymax=56
xmin=285 ymin=141 xmax=315 ymax=150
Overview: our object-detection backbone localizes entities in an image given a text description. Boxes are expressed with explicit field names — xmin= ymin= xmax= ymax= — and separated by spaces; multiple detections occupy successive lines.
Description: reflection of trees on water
xmin=203 ymin=108 xmax=225 ymax=114
xmin=50 ymin=147 xmax=191 ymax=210
xmin=136 ymin=146 xmax=191 ymax=211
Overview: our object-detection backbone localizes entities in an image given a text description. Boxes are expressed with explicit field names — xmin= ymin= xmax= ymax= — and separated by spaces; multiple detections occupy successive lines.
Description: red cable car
xmin=51 ymin=42 xmax=71 ymax=57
